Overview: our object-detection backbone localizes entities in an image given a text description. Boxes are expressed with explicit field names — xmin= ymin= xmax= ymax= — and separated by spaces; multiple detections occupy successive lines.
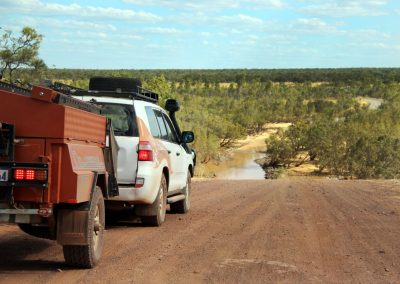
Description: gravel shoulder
xmin=0 ymin=179 xmax=399 ymax=283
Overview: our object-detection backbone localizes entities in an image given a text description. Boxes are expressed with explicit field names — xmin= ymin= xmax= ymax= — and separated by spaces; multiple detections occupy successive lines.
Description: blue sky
xmin=1 ymin=0 xmax=399 ymax=69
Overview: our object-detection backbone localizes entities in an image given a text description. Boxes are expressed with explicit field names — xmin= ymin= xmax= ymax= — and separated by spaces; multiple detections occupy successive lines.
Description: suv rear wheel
xmin=140 ymin=174 xmax=167 ymax=227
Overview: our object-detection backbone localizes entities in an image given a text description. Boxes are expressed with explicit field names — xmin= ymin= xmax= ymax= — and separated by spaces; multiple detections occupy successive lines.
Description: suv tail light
xmin=13 ymin=169 xmax=48 ymax=181
xmin=138 ymin=141 xmax=153 ymax=161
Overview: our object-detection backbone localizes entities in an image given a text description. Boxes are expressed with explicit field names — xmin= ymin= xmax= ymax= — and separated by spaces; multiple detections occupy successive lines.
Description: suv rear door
xmin=101 ymin=103 xmax=139 ymax=184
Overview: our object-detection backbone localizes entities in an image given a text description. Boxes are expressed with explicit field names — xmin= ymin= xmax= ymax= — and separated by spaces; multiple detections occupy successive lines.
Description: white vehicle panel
xmin=115 ymin=136 xmax=139 ymax=184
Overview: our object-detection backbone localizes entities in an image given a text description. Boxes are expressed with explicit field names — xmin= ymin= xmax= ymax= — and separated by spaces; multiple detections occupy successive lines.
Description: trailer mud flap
xmin=57 ymin=209 xmax=89 ymax=245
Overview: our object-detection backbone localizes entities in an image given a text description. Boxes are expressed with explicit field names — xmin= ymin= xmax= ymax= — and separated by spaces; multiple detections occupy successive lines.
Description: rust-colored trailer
xmin=0 ymin=82 xmax=118 ymax=268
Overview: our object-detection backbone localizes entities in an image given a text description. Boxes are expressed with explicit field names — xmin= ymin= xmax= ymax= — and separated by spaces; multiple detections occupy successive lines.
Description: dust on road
xmin=0 ymin=179 xmax=399 ymax=283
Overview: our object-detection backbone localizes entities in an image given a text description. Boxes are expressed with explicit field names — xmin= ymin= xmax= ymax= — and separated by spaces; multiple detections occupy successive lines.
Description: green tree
xmin=143 ymin=75 xmax=172 ymax=106
xmin=265 ymin=130 xmax=295 ymax=167
xmin=0 ymin=26 xmax=46 ymax=83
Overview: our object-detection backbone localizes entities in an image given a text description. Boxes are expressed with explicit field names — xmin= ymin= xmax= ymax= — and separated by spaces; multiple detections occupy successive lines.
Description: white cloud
xmin=116 ymin=34 xmax=143 ymax=41
xmin=346 ymin=29 xmax=392 ymax=40
xmin=0 ymin=0 xmax=161 ymax=22
xmin=230 ymin=29 xmax=243 ymax=34
xmin=248 ymin=35 xmax=259 ymax=40
xmin=288 ymin=18 xmax=341 ymax=34
xmin=161 ymin=12 xmax=267 ymax=32
xmin=219 ymin=14 xmax=264 ymax=27
xmin=65 ymin=20 xmax=117 ymax=32
xmin=123 ymin=0 xmax=284 ymax=11
xmin=25 ymin=18 xmax=118 ymax=32
xmin=142 ymin=27 xmax=185 ymax=35
xmin=300 ymin=0 xmax=389 ymax=17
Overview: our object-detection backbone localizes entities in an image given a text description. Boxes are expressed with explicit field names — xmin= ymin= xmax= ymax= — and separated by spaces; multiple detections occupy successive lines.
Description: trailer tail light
xmin=13 ymin=169 xmax=48 ymax=181
xmin=138 ymin=141 xmax=153 ymax=161
xmin=25 ymin=170 xmax=35 ymax=180
xmin=14 ymin=169 xmax=25 ymax=180
xmin=34 ymin=170 xmax=48 ymax=181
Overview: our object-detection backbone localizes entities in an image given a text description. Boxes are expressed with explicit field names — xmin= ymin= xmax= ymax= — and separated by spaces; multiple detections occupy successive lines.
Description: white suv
xmin=72 ymin=77 xmax=195 ymax=226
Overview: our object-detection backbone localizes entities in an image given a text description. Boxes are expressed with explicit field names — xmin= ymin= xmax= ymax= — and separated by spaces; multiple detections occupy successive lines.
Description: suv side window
xmin=162 ymin=113 xmax=179 ymax=143
xmin=154 ymin=110 xmax=169 ymax=140
xmin=145 ymin=106 xmax=161 ymax=138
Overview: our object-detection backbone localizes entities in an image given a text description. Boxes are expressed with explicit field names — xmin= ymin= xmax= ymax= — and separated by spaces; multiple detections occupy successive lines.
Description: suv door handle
xmin=176 ymin=152 xmax=181 ymax=156
xmin=167 ymin=150 xmax=171 ymax=154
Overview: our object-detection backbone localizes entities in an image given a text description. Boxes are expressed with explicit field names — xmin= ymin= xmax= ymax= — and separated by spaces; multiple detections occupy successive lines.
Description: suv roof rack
xmin=50 ymin=81 xmax=159 ymax=104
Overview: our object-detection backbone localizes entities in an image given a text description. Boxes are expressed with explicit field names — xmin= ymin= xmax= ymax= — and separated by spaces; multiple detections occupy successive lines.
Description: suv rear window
xmin=100 ymin=104 xmax=138 ymax=137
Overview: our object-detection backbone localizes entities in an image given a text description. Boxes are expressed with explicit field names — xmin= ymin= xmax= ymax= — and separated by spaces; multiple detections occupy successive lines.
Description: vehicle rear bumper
xmin=110 ymin=172 xmax=161 ymax=204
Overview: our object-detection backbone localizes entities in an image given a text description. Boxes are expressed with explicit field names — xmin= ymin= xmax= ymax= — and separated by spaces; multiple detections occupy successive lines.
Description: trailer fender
xmin=56 ymin=173 xmax=100 ymax=246
xmin=57 ymin=206 xmax=90 ymax=245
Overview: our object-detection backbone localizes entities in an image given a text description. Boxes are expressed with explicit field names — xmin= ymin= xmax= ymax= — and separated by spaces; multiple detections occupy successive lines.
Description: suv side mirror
xmin=165 ymin=99 xmax=180 ymax=112
xmin=181 ymin=131 xmax=194 ymax=144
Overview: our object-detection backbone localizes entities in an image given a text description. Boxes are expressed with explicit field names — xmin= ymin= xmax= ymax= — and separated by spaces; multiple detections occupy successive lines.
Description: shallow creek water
xmin=212 ymin=148 xmax=266 ymax=180
xmin=205 ymin=133 xmax=273 ymax=180
xmin=205 ymin=124 xmax=292 ymax=180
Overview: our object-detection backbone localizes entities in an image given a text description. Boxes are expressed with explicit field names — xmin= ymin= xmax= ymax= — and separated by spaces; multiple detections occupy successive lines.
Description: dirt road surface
xmin=1 ymin=179 xmax=399 ymax=283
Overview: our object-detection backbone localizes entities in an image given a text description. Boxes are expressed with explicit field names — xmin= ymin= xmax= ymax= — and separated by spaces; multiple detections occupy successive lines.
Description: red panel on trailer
xmin=14 ymin=139 xmax=46 ymax=163
xmin=0 ymin=89 xmax=106 ymax=144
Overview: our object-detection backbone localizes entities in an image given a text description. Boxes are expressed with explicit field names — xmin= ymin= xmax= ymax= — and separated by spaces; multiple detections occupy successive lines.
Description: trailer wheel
xmin=170 ymin=171 xmax=191 ymax=214
xmin=141 ymin=175 xmax=167 ymax=227
xmin=18 ymin=224 xmax=52 ymax=240
xmin=63 ymin=186 xmax=105 ymax=268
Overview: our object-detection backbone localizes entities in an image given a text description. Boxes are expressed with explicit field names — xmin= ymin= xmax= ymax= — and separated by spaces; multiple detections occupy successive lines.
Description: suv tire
xmin=140 ymin=175 xmax=167 ymax=227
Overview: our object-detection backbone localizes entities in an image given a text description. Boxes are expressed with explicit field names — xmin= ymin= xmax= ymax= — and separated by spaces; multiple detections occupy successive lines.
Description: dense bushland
xmin=265 ymin=89 xmax=400 ymax=179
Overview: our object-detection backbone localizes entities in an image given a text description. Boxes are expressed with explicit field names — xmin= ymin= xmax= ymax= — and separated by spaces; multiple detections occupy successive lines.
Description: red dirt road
xmin=0 ymin=179 xmax=399 ymax=283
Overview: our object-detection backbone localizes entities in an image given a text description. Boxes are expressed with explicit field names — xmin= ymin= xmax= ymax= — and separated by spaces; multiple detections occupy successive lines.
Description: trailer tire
xmin=18 ymin=224 xmax=51 ymax=240
xmin=140 ymin=175 xmax=167 ymax=227
xmin=89 ymin=77 xmax=141 ymax=93
xmin=63 ymin=186 xmax=105 ymax=268
xmin=170 ymin=171 xmax=191 ymax=214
